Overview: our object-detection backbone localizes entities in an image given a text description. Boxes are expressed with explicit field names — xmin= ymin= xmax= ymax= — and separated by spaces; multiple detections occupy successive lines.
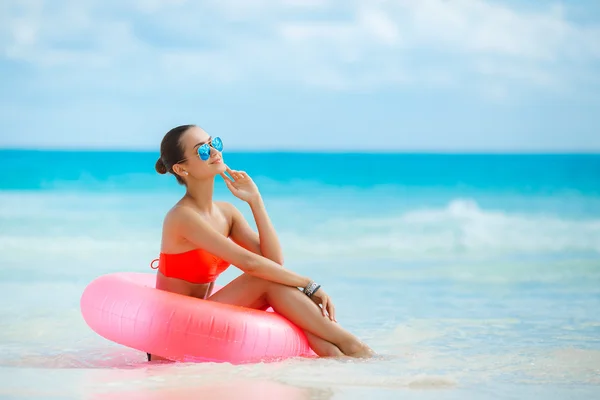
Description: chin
xmin=212 ymin=161 xmax=227 ymax=171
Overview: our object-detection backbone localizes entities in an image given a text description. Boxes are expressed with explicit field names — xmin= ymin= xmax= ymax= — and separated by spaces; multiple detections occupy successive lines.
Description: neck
xmin=184 ymin=176 xmax=215 ymax=213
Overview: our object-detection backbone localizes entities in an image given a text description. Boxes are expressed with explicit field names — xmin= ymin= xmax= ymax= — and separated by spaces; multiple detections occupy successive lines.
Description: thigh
xmin=209 ymin=273 xmax=270 ymax=310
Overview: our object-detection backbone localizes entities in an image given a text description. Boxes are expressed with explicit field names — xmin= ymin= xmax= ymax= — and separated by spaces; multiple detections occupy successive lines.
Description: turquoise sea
xmin=1 ymin=150 xmax=599 ymax=399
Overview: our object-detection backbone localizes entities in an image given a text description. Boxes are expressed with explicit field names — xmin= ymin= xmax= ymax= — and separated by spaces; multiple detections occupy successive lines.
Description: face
xmin=174 ymin=126 xmax=226 ymax=180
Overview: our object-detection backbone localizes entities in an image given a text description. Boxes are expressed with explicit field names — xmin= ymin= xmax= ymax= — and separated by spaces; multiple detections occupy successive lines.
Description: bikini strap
xmin=150 ymin=258 xmax=159 ymax=269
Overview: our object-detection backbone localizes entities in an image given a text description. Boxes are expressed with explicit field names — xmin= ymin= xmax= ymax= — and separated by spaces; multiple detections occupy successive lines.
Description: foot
xmin=348 ymin=344 xmax=375 ymax=359
xmin=339 ymin=340 xmax=375 ymax=359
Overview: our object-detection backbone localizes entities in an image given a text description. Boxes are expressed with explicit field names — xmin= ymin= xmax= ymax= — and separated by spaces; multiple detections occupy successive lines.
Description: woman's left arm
xmin=247 ymin=195 xmax=284 ymax=264
xmin=220 ymin=168 xmax=284 ymax=265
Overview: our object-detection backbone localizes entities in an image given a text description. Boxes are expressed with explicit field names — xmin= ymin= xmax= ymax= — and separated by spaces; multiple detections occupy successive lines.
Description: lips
xmin=211 ymin=158 xmax=222 ymax=164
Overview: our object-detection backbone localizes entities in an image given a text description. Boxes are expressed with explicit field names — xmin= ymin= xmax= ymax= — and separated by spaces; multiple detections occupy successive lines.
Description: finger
xmin=320 ymin=298 xmax=328 ymax=317
xmin=220 ymin=175 xmax=236 ymax=190
xmin=221 ymin=166 xmax=235 ymax=180
xmin=328 ymin=301 xmax=336 ymax=322
xmin=239 ymin=171 xmax=250 ymax=180
xmin=224 ymin=179 xmax=235 ymax=190
xmin=219 ymin=172 xmax=234 ymax=184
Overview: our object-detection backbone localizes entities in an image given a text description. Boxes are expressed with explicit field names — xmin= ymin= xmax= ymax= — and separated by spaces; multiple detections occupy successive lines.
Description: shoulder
xmin=215 ymin=201 xmax=236 ymax=213
xmin=164 ymin=203 xmax=200 ymax=226
xmin=215 ymin=201 xmax=243 ymax=221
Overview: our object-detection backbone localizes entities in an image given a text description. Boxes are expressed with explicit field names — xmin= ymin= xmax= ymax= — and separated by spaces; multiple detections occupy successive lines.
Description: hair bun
xmin=155 ymin=157 xmax=167 ymax=174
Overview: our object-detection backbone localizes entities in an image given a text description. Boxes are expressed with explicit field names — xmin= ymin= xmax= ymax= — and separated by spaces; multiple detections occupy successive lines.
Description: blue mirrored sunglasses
xmin=178 ymin=137 xmax=224 ymax=164
xmin=197 ymin=136 xmax=223 ymax=161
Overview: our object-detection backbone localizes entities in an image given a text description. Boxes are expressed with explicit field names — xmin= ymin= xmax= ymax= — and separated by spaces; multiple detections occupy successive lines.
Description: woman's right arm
xmin=172 ymin=206 xmax=312 ymax=289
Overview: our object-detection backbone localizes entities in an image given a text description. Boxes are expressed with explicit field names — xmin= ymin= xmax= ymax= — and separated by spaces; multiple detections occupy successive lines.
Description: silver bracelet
xmin=303 ymin=280 xmax=316 ymax=295
xmin=303 ymin=281 xmax=321 ymax=297
xmin=309 ymin=284 xmax=321 ymax=297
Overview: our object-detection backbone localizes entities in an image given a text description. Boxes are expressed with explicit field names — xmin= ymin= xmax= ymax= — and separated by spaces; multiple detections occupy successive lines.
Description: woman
xmin=149 ymin=124 xmax=374 ymax=361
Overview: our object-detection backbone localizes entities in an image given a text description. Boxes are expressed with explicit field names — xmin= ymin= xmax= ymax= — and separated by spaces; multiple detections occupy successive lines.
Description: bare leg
xmin=209 ymin=273 xmax=373 ymax=358
xmin=304 ymin=331 xmax=344 ymax=357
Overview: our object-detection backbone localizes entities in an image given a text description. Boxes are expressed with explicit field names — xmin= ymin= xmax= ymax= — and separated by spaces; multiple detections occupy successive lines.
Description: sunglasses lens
xmin=196 ymin=138 xmax=223 ymax=161
xmin=212 ymin=137 xmax=223 ymax=152
xmin=198 ymin=144 xmax=210 ymax=160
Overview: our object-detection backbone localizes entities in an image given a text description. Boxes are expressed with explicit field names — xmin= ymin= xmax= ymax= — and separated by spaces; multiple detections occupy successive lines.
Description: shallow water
xmin=1 ymin=151 xmax=599 ymax=399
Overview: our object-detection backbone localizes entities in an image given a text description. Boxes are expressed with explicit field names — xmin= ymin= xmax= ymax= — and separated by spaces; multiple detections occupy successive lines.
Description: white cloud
xmin=1 ymin=0 xmax=599 ymax=96
xmin=397 ymin=0 xmax=570 ymax=59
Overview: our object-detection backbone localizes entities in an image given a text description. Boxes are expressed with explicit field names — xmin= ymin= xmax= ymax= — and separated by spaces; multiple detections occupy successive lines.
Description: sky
xmin=1 ymin=0 xmax=599 ymax=152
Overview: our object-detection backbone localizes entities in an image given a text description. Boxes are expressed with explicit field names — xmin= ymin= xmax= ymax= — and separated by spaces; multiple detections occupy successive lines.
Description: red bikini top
xmin=150 ymin=248 xmax=231 ymax=284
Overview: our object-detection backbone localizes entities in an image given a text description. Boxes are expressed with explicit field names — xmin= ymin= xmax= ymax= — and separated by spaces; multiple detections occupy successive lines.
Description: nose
xmin=209 ymin=146 xmax=222 ymax=160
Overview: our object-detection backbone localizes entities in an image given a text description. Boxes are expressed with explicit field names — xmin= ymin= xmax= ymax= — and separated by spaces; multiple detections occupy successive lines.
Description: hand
xmin=220 ymin=166 xmax=261 ymax=203
xmin=309 ymin=287 xmax=337 ymax=322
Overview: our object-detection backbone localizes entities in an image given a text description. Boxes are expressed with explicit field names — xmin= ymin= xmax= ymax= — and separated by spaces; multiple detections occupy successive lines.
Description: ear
xmin=172 ymin=163 xmax=187 ymax=177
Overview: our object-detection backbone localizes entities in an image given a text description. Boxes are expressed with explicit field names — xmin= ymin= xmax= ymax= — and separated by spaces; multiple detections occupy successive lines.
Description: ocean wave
xmin=1 ymin=195 xmax=599 ymax=281
xmin=279 ymin=198 xmax=600 ymax=260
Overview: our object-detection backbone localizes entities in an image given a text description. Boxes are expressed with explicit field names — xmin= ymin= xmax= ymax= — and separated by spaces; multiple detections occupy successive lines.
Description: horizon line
xmin=1 ymin=147 xmax=600 ymax=155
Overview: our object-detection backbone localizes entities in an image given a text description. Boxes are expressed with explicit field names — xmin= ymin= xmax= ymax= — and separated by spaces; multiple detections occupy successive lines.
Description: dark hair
xmin=155 ymin=124 xmax=195 ymax=185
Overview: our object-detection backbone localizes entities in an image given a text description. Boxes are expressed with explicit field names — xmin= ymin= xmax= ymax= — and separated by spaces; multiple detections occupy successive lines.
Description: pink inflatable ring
xmin=80 ymin=272 xmax=315 ymax=363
